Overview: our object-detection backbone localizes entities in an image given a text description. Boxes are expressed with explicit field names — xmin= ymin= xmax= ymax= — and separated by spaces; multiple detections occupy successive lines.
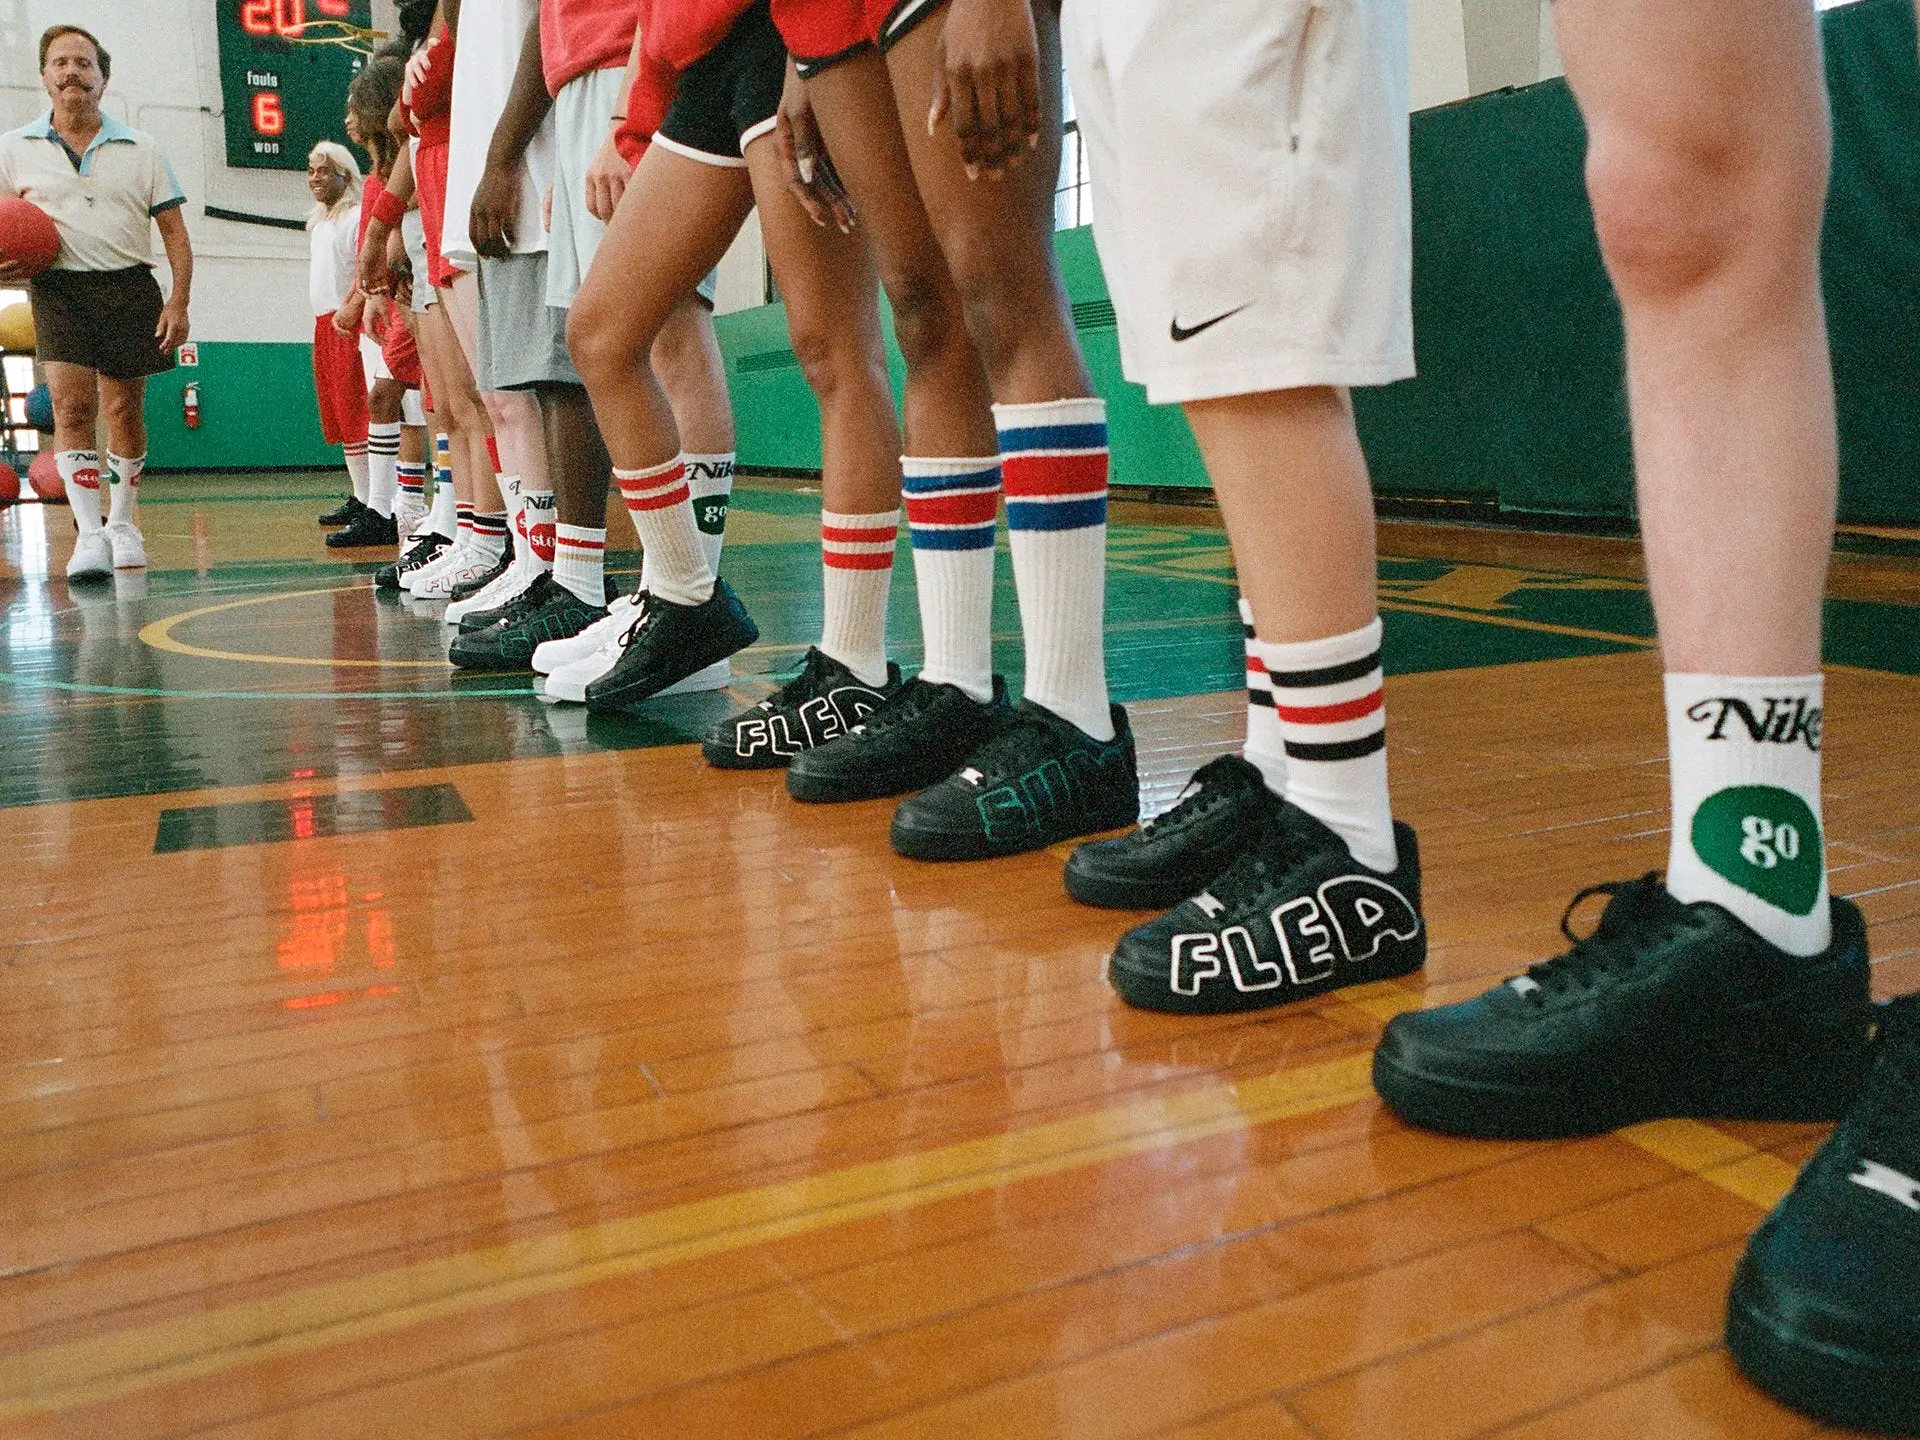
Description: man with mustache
xmin=0 ymin=24 xmax=192 ymax=579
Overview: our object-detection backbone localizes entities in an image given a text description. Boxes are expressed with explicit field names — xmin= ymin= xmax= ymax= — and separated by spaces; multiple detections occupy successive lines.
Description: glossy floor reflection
xmin=0 ymin=474 xmax=1916 ymax=1437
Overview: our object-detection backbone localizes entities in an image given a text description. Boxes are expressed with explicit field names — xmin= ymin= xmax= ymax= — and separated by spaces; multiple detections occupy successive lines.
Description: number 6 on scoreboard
xmin=252 ymin=92 xmax=284 ymax=135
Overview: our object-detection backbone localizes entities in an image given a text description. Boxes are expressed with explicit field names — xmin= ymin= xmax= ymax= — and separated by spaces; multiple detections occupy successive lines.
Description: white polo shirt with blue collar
xmin=0 ymin=111 xmax=186 ymax=272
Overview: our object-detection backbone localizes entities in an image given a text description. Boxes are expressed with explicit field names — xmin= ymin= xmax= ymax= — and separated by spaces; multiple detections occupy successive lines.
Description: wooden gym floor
xmin=1 ymin=471 xmax=1917 ymax=1438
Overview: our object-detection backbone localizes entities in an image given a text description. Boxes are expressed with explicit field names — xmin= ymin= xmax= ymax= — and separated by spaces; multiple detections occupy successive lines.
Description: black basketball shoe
xmin=1727 ymin=994 xmax=1920 ymax=1436
xmin=1108 ymin=802 xmax=1422 ymax=1014
xmin=1066 ymin=753 xmax=1285 ymax=910
xmin=1372 ymin=877 xmax=1874 ymax=1140
xmin=319 ymin=495 xmax=365 ymax=526
xmin=446 ymin=549 xmax=511 ymax=603
xmin=787 ymin=675 xmax=1011 ymax=804
xmin=449 ymin=576 xmax=606 ymax=672
xmin=376 ymin=532 xmax=450 ymax=591
xmin=326 ymin=507 xmax=399 ymax=548
xmin=702 ymin=648 xmax=899 ymax=770
xmin=456 ymin=570 xmax=548 ymax=633
xmin=889 ymin=701 xmax=1138 ymax=862
xmin=583 ymin=580 xmax=759 ymax=713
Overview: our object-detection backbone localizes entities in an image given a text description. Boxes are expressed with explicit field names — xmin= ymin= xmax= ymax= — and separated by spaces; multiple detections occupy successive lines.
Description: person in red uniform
xmin=565 ymin=0 xmax=913 ymax=744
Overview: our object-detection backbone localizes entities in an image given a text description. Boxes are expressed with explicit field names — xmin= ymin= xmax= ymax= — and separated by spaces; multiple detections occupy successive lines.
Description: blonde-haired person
xmin=307 ymin=141 xmax=373 ymax=523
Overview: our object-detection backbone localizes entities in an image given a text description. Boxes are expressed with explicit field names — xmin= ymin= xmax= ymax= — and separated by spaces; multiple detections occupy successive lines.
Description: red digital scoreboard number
xmin=238 ymin=0 xmax=353 ymax=37
xmin=219 ymin=0 xmax=368 ymax=169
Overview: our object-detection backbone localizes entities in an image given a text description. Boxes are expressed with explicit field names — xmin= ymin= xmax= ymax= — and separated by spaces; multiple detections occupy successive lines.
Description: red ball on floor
xmin=27 ymin=449 xmax=64 ymax=502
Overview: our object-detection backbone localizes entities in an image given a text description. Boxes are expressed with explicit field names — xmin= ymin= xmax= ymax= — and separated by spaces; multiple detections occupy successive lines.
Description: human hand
xmin=776 ymin=60 xmax=856 ymax=231
xmin=927 ymin=0 xmax=1042 ymax=180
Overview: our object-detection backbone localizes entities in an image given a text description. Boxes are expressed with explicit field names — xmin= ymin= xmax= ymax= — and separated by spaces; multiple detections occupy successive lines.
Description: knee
xmin=1585 ymin=125 xmax=1826 ymax=306
xmin=566 ymin=295 xmax=635 ymax=393
xmin=51 ymin=388 xmax=97 ymax=433
xmin=786 ymin=312 xmax=886 ymax=408
xmin=882 ymin=268 xmax=963 ymax=374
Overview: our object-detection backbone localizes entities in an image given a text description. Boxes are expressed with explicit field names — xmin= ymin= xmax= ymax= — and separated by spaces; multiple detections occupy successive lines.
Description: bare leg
xmin=650 ymin=295 xmax=737 ymax=458
xmin=1558 ymin=0 xmax=1834 ymax=675
xmin=420 ymin=297 xmax=488 ymax=516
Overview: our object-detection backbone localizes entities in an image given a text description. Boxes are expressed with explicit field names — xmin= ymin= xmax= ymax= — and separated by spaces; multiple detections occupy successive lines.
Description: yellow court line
xmin=139 ymin=587 xmax=451 ymax=669
xmin=1616 ymin=1118 xmax=1802 ymax=1209
xmin=0 ymin=1054 xmax=1377 ymax=1420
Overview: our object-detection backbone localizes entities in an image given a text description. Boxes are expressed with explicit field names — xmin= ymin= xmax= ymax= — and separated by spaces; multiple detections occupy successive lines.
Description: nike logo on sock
xmin=1170 ymin=305 xmax=1249 ymax=342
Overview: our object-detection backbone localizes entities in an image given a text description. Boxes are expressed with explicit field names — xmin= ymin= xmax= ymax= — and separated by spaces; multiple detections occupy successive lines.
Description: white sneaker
xmin=444 ymin=564 xmax=536 ymax=626
xmin=396 ymin=498 xmax=430 ymax=537
xmin=402 ymin=541 xmax=467 ymax=595
xmin=66 ymin=529 xmax=112 ymax=580
xmin=412 ymin=547 xmax=503 ymax=600
xmin=532 ymin=592 xmax=640 ymax=674
xmin=105 ymin=520 xmax=147 ymax=569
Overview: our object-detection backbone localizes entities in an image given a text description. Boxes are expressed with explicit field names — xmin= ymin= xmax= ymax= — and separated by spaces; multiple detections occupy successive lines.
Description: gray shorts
xmin=475 ymin=251 xmax=580 ymax=390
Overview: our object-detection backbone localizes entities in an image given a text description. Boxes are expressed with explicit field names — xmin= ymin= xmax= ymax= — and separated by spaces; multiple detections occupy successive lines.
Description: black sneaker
xmin=583 ymin=579 xmax=759 ymax=712
xmin=1372 ymin=877 xmax=1874 ymax=1140
xmin=702 ymin=647 xmax=900 ymax=770
xmin=449 ymin=575 xmax=607 ymax=672
xmin=456 ymin=571 xmax=547 ymax=633
xmin=376 ymin=532 xmax=450 ymax=591
xmin=1109 ymin=802 xmax=1423 ymax=1014
xmin=1727 ymin=995 xmax=1920 ymax=1436
xmin=787 ymin=675 xmax=1011 ymax=803
xmin=888 ymin=701 xmax=1138 ymax=862
xmin=319 ymin=495 xmax=365 ymax=526
xmin=446 ymin=549 xmax=511 ymax=602
xmin=1066 ymin=753 xmax=1285 ymax=910
xmin=326 ymin=508 xmax=399 ymax=548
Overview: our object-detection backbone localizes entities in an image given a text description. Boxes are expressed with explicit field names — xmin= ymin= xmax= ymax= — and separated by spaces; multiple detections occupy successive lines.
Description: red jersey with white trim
xmin=541 ymin=0 xmax=636 ymax=96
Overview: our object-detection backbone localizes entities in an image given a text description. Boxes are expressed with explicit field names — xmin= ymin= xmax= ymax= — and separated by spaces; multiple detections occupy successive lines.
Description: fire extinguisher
xmin=183 ymin=381 xmax=201 ymax=430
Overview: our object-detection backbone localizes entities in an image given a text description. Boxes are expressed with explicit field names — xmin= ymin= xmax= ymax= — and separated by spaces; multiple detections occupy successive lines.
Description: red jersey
xmin=639 ymin=0 xmax=756 ymax=74
xmin=402 ymin=25 xmax=455 ymax=148
xmin=541 ymin=0 xmax=636 ymax=96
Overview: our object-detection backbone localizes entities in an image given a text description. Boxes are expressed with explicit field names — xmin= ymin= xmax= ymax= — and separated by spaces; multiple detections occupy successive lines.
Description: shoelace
xmin=1856 ymin=996 xmax=1920 ymax=1172
xmin=614 ymin=592 xmax=656 ymax=649
xmin=1512 ymin=872 xmax=1686 ymax=1001
xmin=853 ymin=676 xmax=945 ymax=737
xmin=1138 ymin=756 xmax=1255 ymax=838
xmin=765 ymin=649 xmax=836 ymax=706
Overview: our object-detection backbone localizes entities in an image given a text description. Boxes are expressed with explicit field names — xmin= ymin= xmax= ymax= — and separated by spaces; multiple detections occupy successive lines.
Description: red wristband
xmin=369 ymin=184 xmax=406 ymax=229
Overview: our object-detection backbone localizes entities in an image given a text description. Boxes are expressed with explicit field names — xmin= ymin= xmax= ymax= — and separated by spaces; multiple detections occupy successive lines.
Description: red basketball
xmin=0 ymin=462 xmax=17 ymax=506
xmin=0 ymin=197 xmax=61 ymax=279
xmin=27 ymin=449 xmax=63 ymax=501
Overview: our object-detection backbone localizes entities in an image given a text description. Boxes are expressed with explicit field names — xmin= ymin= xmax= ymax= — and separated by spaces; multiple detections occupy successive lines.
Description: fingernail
xmin=1028 ymin=133 xmax=1039 ymax=149
xmin=927 ymin=113 xmax=936 ymax=137
xmin=965 ymin=164 xmax=979 ymax=181
xmin=839 ymin=222 xmax=851 ymax=234
xmin=798 ymin=156 xmax=814 ymax=184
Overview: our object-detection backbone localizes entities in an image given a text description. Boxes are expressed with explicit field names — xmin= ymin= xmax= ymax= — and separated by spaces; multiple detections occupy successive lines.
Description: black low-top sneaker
xmin=702 ymin=648 xmax=899 ymax=769
xmin=889 ymin=701 xmax=1137 ymax=862
xmin=449 ymin=576 xmax=606 ymax=672
xmin=376 ymin=532 xmax=450 ymax=590
xmin=583 ymin=580 xmax=759 ymax=712
xmin=1372 ymin=877 xmax=1874 ymax=1140
xmin=787 ymin=675 xmax=1011 ymax=803
xmin=446 ymin=551 xmax=511 ymax=603
xmin=326 ymin=508 xmax=399 ymax=548
xmin=1727 ymin=995 xmax=1920 ymax=1436
xmin=1066 ymin=753 xmax=1285 ymax=910
xmin=320 ymin=496 xmax=365 ymax=527
xmin=1109 ymin=802 xmax=1422 ymax=1014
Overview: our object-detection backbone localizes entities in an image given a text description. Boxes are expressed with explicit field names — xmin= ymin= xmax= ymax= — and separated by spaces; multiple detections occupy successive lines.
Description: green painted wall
xmin=716 ymin=0 xmax=1920 ymax=525
xmin=147 ymin=342 xmax=338 ymax=472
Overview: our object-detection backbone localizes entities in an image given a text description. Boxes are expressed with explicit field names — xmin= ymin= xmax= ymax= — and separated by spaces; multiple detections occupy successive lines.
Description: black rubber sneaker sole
xmin=1064 ymin=865 xmax=1208 ymax=912
xmin=1726 ymin=1277 xmax=1920 ymax=1436
xmin=1370 ymin=995 xmax=1870 ymax=1141
xmin=890 ymin=805 xmax=1136 ymax=862
xmin=584 ymin=585 xmax=759 ymax=712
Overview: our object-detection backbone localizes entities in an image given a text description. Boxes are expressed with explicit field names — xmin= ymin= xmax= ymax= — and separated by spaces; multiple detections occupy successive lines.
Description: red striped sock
xmin=820 ymin=509 xmax=898 ymax=686
xmin=614 ymin=456 xmax=711 ymax=606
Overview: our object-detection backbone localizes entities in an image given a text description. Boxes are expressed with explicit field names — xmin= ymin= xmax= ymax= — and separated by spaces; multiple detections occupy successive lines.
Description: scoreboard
xmin=215 ymin=0 xmax=372 ymax=171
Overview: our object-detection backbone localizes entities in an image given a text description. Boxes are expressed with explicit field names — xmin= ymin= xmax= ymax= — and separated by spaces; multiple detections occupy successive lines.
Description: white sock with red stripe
xmin=58 ymin=450 xmax=104 ymax=532
xmin=903 ymin=455 xmax=999 ymax=702
xmin=344 ymin=442 xmax=369 ymax=504
xmin=553 ymin=524 xmax=606 ymax=605
xmin=469 ymin=508 xmax=508 ymax=562
xmin=106 ymin=452 xmax=143 ymax=527
xmin=1255 ymin=618 xmax=1396 ymax=871
xmin=1240 ymin=598 xmax=1287 ymax=794
xmin=996 ymin=398 xmax=1112 ymax=740
xmin=820 ymin=508 xmax=898 ymax=687
xmin=367 ymin=422 xmax=401 ymax=518
xmin=615 ymin=456 xmax=712 ymax=606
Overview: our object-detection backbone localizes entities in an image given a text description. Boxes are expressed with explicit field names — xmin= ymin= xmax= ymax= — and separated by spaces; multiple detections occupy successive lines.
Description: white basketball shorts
xmin=1062 ymin=0 xmax=1413 ymax=404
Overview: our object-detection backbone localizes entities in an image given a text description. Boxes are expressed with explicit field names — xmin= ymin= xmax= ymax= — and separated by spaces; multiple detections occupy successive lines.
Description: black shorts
xmin=29 ymin=266 xmax=174 ymax=380
xmin=655 ymin=2 xmax=787 ymax=167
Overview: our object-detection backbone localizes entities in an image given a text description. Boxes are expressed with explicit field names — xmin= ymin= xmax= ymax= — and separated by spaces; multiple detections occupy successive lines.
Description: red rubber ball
xmin=0 ymin=197 xmax=60 ymax=279
xmin=0 ymin=462 xmax=18 ymax=506
xmin=27 ymin=449 xmax=64 ymax=501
